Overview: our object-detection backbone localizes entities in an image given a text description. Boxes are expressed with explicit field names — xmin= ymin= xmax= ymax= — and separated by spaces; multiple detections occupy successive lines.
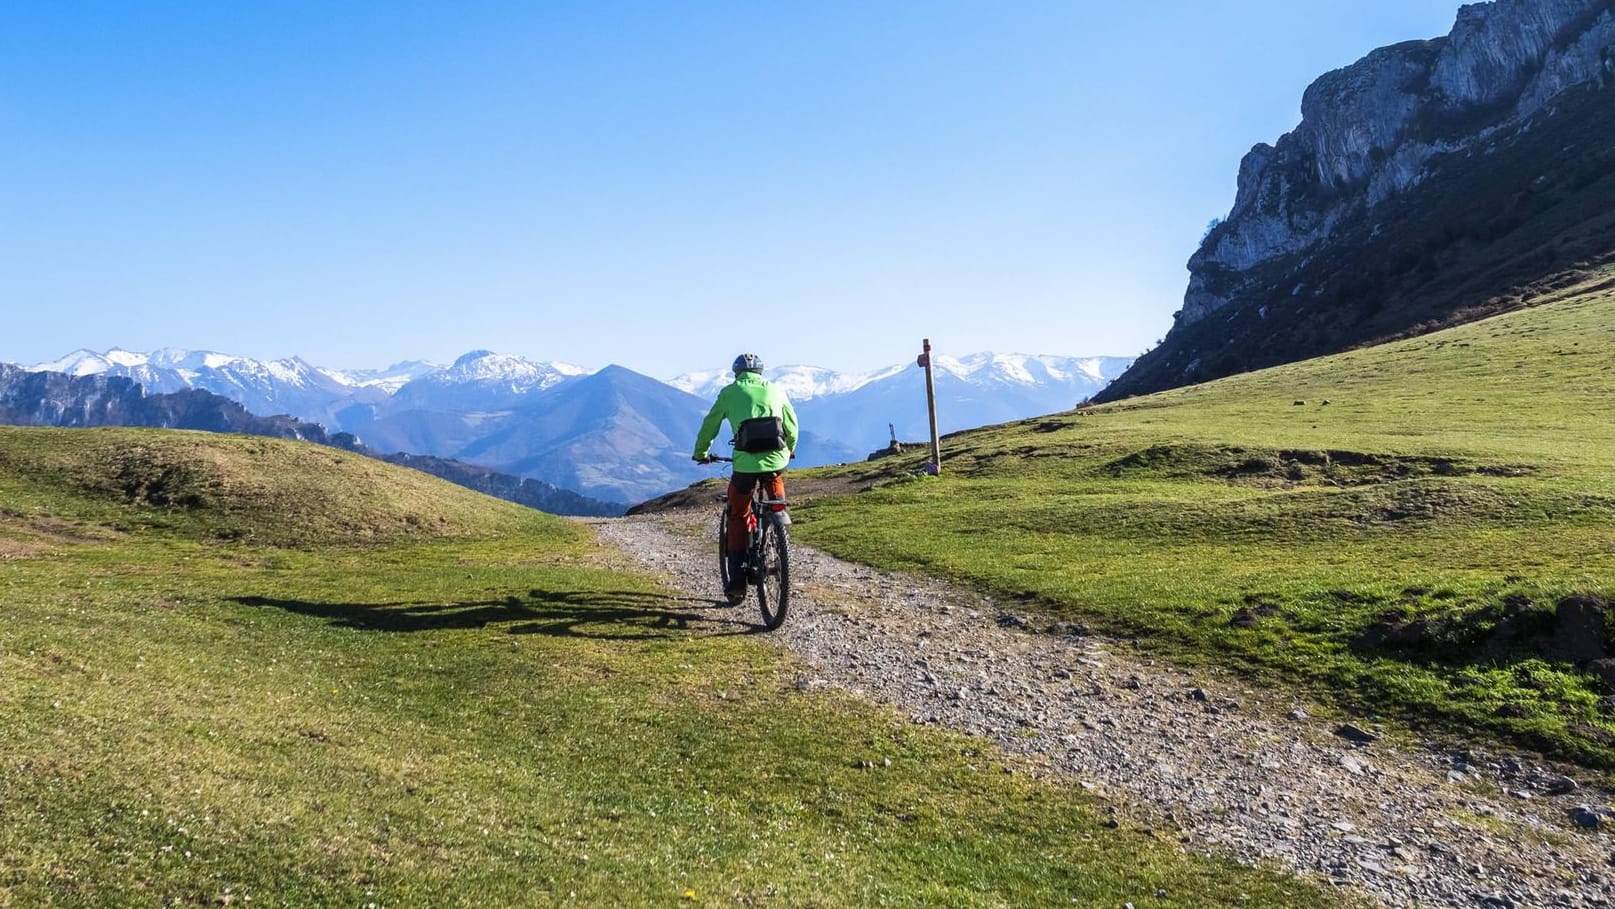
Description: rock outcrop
xmin=1100 ymin=0 xmax=1615 ymax=401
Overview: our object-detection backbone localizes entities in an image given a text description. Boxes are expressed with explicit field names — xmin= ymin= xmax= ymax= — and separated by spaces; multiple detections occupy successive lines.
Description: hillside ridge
xmin=0 ymin=364 xmax=624 ymax=516
xmin=0 ymin=426 xmax=569 ymax=545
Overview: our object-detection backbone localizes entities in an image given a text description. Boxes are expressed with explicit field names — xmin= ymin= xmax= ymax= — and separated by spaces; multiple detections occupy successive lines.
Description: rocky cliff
xmin=1100 ymin=0 xmax=1615 ymax=401
xmin=0 ymin=365 xmax=349 ymax=442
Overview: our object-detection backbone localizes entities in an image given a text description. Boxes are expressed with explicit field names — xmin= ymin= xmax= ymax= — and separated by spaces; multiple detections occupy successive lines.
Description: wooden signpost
xmin=917 ymin=339 xmax=941 ymax=475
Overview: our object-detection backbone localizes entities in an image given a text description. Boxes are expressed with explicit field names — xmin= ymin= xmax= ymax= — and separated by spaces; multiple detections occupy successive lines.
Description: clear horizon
xmin=22 ymin=343 xmax=1134 ymax=382
xmin=3 ymin=1 xmax=1466 ymax=377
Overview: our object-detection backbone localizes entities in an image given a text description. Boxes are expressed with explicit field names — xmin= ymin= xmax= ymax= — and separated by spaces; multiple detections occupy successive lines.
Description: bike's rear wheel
xmin=756 ymin=514 xmax=790 ymax=630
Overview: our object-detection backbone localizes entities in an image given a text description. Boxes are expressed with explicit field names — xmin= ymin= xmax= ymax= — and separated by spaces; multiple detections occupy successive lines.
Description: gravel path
xmin=593 ymin=510 xmax=1615 ymax=908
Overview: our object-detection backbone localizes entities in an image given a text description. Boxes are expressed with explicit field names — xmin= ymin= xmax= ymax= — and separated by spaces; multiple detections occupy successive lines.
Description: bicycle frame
xmin=703 ymin=455 xmax=792 ymax=629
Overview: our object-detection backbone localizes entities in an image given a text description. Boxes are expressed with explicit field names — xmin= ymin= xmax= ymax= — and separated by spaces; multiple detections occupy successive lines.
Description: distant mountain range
xmin=0 ymin=364 xmax=624 ymax=517
xmin=14 ymin=347 xmax=1131 ymax=504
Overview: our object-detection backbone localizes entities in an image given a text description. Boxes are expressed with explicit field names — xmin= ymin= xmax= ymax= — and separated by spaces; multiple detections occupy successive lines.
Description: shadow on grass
xmin=231 ymin=588 xmax=762 ymax=639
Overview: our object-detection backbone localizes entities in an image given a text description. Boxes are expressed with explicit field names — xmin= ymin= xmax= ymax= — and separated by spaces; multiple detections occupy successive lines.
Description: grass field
xmin=0 ymin=429 xmax=1338 ymax=907
xmin=796 ymin=277 xmax=1615 ymax=769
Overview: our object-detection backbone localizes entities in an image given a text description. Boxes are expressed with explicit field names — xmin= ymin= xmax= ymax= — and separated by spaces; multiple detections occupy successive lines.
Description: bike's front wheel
xmin=717 ymin=507 xmax=736 ymax=598
xmin=756 ymin=513 xmax=790 ymax=630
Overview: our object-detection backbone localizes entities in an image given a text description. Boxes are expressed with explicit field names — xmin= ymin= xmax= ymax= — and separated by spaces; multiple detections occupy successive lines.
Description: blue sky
xmin=2 ymin=1 xmax=1466 ymax=377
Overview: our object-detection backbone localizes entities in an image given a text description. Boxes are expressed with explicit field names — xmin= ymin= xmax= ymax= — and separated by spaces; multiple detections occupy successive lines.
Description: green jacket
xmin=692 ymin=372 xmax=799 ymax=473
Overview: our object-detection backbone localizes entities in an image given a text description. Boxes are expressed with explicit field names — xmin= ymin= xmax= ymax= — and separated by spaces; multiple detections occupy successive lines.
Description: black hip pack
xmin=735 ymin=416 xmax=787 ymax=454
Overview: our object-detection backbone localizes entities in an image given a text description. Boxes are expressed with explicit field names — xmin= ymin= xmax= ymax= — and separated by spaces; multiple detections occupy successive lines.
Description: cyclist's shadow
xmin=506 ymin=589 xmax=766 ymax=639
xmin=233 ymin=589 xmax=767 ymax=639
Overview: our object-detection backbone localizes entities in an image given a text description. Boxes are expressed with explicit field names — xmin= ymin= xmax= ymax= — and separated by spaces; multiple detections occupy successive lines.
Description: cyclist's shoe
xmin=724 ymin=554 xmax=747 ymax=604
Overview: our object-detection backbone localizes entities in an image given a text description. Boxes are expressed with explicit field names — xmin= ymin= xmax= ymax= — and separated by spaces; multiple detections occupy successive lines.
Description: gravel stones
xmin=593 ymin=512 xmax=1615 ymax=909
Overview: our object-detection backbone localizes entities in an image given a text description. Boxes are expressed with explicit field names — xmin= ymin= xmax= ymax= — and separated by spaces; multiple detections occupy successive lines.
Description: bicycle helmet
xmin=732 ymin=353 xmax=765 ymax=374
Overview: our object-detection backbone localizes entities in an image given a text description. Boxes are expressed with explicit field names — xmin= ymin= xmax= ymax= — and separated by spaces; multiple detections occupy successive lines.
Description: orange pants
xmin=727 ymin=472 xmax=785 ymax=554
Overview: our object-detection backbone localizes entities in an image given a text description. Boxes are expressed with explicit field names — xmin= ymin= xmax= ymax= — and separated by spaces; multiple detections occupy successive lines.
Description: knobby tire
xmin=717 ymin=508 xmax=734 ymax=595
xmin=756 ymin=514 xmax=790 ymax=630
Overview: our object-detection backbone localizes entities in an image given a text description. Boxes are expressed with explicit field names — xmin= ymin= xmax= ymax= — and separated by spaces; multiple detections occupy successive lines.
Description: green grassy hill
xmin=0 ymin=428 xmax=1334 ymax=907
xmin=797 ymin=275 xmax=1615 ymax=767
xmin=0 ymin=427 xmax=565 ymax=546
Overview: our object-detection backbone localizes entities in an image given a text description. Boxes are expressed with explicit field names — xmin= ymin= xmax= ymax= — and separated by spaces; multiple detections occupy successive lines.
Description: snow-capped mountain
xmin=13 ymin=346 xmax=1130 ymax=503
xmin=31 ymin=348 xmax=151 ymax=376
xmin=671 ymin=354 xmax=1125 ymax=404
xmin=30 ymin=347 xmax=361 ymax=425
xmin=323 ymin=360 xmax=444 ymax=393
xmin=669 ymin=364 xmax=885 ymax=402
xmin=930 ymin=353 xmax=1130 ymax=387
xmin=381 ymin=350 xmax=588 ymax=412
xmin=794 ymin=354 xmax=1133 ymax=452
xmin=673 ymin=353 xmax=1132 ymax=451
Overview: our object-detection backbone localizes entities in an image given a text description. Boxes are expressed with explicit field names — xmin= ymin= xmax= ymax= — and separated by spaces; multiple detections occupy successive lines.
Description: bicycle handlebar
xmin=697 ymin=453 xmax=795 ymax=464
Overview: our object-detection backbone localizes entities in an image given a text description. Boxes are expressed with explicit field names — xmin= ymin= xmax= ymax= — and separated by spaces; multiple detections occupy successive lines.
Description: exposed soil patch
xmin=26 ymin=516 xmax=120 ymax=544
xmin=0 ymin=538 xmax=46 ymax=560
xmin=1105 ymin=444 xmax=1533 ymax=488
xmin=1355 ymin=592 xmax=1613 ymax=667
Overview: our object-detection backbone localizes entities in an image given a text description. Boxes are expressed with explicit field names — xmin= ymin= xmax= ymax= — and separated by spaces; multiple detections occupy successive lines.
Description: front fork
xmin=744 ymin=507 xmax=788 ymax=583
xmin=744 ymin=510 xmax=763 ymax=583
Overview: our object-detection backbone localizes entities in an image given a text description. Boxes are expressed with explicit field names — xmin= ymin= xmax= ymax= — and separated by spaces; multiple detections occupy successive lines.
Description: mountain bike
xmin=702 ymin=456 xmax=791 ymax=630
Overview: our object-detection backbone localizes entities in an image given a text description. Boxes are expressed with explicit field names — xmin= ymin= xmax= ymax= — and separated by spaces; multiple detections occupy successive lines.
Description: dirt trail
xmin=593 ymin=509 xmax=1615 ymax=909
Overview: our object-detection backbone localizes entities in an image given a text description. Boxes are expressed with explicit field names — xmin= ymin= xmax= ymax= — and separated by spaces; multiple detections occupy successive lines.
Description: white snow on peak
xmin=324 ymin=360 xmax=445 ymax=392
xmin=927 ymin=352 xmax=1133 ymax=387
xmin=435 ymin=351 xmax=589 ymax=391
xmin=29 ymin=349 xmax=114 ymax=376
xmin=262 ymin=358 xmax=313 ymax=385
xmin=670 ymin=352 xmax=1126 ymax=401
xmin=932 ymin=353 xmax=1031 ymax=384
xmin=664 ymin=368 xmax=731 ymax=399
xmin=669 ymin=364 xmax=891 ymax=401
xmin=143 ymin=348 xmax=316 ymax=386
xmin=27 ymin=347 xmax=330 ymax=389
xmin=147 ymin=348 xmax=212 ymax=369
xmin=1075 ymin=358 xmax=1112 ymax=382
xmin=103 ymin=348 xmax=151 ymax=368
xmin=769 ymin=365 xmax=878 ymax=400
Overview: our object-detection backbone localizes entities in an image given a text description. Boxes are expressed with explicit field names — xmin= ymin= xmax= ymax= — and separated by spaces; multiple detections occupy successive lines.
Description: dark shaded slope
xmin=1100 ymin=0 xmax=1615 ymax=403
xmin=0 ymin=365 xmax=356 ymax=442
xmin=453 ymin=365 xmax=713 ymax=505
xmin=378 ymin=453 xmax=624 ymax=517
xmin=1103 ymin=83 xmax=1615 ymax=402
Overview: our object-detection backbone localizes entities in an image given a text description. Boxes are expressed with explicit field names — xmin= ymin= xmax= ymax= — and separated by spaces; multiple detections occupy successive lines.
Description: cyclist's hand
xmin=694 ymin=455 xmax=714 ymax=465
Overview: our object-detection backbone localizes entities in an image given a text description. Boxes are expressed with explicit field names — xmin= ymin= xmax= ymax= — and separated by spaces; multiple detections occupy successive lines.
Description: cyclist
xmin=693 ymin=353 xmax=799 ymax=602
